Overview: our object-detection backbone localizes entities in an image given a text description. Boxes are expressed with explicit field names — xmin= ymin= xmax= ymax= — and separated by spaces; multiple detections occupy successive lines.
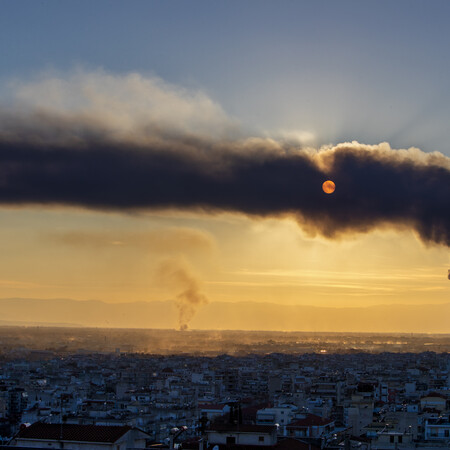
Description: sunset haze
xmin=0 ymin=1 xmax=449 ymax=333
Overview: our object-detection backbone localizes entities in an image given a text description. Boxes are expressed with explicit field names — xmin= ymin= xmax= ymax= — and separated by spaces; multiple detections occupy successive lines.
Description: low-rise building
xmin=206 ymin=424 xmax=278 ymax=447
xmin=286 ymin=414 xmax=334 ymax=439
xmin=10 ymin=422 xmax=150 ymax=449
xmin=424 ymin=416 xmax=450 ymax=442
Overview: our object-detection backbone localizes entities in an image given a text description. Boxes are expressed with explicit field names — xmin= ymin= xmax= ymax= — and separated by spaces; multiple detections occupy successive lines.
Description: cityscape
xmin=0 ymin=328 xmax=449 ymax=449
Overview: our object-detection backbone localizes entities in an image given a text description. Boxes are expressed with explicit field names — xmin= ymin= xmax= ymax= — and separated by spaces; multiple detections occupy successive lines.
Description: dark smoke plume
xmin=0 ymin=113 xmax=448 ymax=246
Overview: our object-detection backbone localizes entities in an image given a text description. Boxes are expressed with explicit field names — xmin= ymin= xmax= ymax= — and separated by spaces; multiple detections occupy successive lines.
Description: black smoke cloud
xmin=0 ymin=116 xmax=449 ymax=246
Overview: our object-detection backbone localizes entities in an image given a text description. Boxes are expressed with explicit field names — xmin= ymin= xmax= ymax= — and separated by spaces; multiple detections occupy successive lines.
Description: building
xmin=206 ymin=424 xmax=278 ymax=447
xmin=345 ymin=393 xmax=374 ymax=436
xmin=9 ymin=422 xmax=150 ymax=449
xmin=424 ymin=416 xmax=450 ymax=442
xmin=286 ymin=414 xmax=334 ymax=439
xmin=372 ymin=431 xmax=414 ymax=449
xmin=256 ymin=406 xmax=296 ymax=435
xmin=199 ymin=404 xmax=230 ymax=422
xmin=420 ymin=392 xmax=447 ymax=413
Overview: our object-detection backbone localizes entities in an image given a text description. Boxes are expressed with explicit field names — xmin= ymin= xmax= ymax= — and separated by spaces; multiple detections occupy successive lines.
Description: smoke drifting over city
xmin=1 ymin=71 xmax=449 ymax=246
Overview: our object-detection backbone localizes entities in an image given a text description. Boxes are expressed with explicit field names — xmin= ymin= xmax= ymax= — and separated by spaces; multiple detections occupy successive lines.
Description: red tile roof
xmin=287 ymin=414 xmax=333 ymax=428
xmin=16 ymin=423 xmax=133 ymax=443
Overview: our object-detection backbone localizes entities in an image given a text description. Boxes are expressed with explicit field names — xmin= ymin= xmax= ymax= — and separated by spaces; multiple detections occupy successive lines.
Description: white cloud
xmin=4 ymin=68 xmax=238 ymax=143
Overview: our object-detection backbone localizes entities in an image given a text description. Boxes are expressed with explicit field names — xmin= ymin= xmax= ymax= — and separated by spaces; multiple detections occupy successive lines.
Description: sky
xmin=0 ymin=1 xmax=449 ymax=331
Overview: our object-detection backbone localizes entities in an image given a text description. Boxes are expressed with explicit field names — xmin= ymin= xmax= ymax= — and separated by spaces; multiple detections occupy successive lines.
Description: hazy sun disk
xmin=322 ymin=180 xmax=336 ymax=194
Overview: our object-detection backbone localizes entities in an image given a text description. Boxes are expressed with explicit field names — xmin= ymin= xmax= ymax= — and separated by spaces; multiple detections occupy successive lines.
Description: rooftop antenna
xmin=59 ymin=395 xmax=63 ymax=441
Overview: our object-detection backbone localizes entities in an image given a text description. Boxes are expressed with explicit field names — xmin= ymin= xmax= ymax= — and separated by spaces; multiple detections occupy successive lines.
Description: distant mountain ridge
xmin=0 ymin=297 xmax=448 ymax=333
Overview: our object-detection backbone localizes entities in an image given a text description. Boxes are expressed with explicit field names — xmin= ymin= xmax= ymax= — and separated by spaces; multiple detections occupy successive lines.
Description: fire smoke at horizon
xmin=157 ymin=258 xmax=209 ymax=331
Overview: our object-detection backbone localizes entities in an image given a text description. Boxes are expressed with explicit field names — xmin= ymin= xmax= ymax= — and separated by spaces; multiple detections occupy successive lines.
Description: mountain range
xmin=0 ymin=298 xmax=448 ymax=333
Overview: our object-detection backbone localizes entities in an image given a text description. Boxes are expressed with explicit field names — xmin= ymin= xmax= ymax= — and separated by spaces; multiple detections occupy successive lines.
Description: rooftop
xmin=207 ymin=424 xmax=277 ymax=434
xmin=16 ymin=423 xmax=134 ymax=443
xmin=287 ymin=415 xmax=333 ymax=428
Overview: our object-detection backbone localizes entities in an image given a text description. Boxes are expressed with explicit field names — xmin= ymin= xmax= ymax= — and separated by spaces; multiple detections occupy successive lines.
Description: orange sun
xmin=322 ymin=180 xmax=336 ymax=194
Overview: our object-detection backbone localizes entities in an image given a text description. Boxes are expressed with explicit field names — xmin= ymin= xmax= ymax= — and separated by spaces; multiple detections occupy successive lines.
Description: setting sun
xmin=322 ymin=179 xmax=336 ymax=194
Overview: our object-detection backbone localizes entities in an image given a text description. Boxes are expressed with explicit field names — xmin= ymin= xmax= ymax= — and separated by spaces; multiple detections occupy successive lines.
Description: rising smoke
xmin=157 ymin=258 xmax=209 ymax=330
xmin=0 ymin=70 xmax=449 ymax=246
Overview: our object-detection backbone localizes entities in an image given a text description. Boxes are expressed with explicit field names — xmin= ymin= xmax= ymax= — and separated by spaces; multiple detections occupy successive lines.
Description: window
xmin=398 ymin=436 xmax=402 ymax=443
xmin=390 ymin=436 xmax=394 ymax=443
xmin=226 ymin=436 xmax=236 ymax=445
xmin=259 ymin=436 xmax=264 ymax=442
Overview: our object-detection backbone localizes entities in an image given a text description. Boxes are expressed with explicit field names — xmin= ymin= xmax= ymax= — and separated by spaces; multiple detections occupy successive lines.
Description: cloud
xmin=4 ymin=69 xmax=236 ymax=142
xmin=0 ymin=70 xmax=449 ymax=246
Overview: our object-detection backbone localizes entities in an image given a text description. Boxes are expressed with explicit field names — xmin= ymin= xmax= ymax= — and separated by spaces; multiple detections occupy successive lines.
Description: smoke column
xmin=0 ymin=71 xmax=449 ymax=246
xmin=157 ymin=258 xmax=209 ymax=330
xmin=0 ymin=129 xmax=448 ymax=246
